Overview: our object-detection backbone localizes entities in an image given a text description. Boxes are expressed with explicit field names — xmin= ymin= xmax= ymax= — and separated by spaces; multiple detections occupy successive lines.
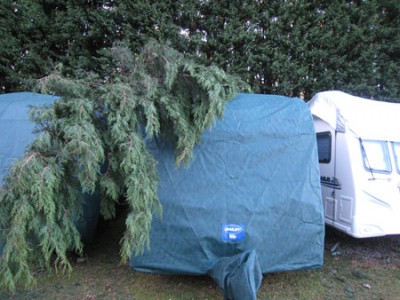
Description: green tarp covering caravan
xmin=130 ymin=93 xmax=325 ymax=300
xmin=0 ymin=92 xmax=100 ymax=249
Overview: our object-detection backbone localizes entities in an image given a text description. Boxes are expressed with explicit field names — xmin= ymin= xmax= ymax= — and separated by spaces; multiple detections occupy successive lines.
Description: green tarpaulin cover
xmin=0 ymin=92 xmax=100 ymax=247
xmin=0 ymin=92 xmax=58 ymax=183
xmin=130 ymin=93 xmax=325 ymax=299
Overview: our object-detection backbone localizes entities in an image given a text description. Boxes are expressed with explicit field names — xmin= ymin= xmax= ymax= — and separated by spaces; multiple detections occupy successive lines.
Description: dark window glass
xmin=316 ymin=132 xmax=331 ymax=163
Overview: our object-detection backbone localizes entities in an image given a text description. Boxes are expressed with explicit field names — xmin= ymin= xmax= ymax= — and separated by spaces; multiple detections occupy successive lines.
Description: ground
xmin=1 ymin=211 xmax=400 ymax=299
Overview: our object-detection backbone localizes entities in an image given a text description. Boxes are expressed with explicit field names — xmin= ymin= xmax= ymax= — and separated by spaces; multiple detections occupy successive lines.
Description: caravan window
xmin=360 ymin=140 xmax=391 ymax=174
xmin=391 ymin=142 xmax=400 ymax=174
xmin=316 ymin=132 xmax=331 ymax=163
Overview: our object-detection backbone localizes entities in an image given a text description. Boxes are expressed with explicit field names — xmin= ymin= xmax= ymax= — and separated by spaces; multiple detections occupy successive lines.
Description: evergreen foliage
xmin=0 ymin=0 xmax=123 ymax=92
xmin=0 ymin=41 xmax=248 ymax=292
xmin=1 ymin=1 xmax=399 ymax=100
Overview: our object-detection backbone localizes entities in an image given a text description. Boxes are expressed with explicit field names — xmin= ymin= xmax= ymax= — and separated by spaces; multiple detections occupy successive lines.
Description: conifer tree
xmin=0 ymin=40 xmax=249 ymax=292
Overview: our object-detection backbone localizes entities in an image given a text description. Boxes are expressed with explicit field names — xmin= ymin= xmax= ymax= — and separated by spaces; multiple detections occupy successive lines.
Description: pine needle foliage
xmin=0 ymin=40 xmax=249 ymax=292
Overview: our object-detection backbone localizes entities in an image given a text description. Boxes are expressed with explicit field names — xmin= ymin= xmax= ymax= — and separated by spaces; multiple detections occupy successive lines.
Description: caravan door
xmin=316 ymin=129 xmax=339 ymax=223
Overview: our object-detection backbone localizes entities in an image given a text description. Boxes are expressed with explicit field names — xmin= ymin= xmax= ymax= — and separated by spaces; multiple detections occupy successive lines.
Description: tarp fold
xmin=208 ymin=250 xmax=262 ymax=300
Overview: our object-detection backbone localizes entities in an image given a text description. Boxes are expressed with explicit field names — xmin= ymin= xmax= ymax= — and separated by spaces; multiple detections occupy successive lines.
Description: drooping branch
xmin=0 ymin=40 xmax=250 ymax=292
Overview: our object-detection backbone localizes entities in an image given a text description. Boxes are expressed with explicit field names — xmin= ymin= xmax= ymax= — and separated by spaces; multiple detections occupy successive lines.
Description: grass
xmin=260 ymin=255 xmax=400 ymax=299
xmin=1 ymin=215 xmax=399 ymax=300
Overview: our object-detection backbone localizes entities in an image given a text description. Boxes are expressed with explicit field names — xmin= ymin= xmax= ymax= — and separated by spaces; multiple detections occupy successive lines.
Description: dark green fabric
xmin=130 ymin=93 xmax=324 ymax=299
xmin=0 ymin=92 xmax=101 ymax=247
xmin=0 ymin=92 xmax=58 ymax=182
xmin=208 ymin=250 xmax=262 ymax=300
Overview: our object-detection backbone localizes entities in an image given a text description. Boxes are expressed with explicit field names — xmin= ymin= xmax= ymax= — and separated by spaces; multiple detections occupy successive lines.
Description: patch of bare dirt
xmin=324 ymin=226 xmax=400 ymax=264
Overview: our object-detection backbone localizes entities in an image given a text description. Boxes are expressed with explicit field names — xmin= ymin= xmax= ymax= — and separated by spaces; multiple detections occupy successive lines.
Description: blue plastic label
xmin=221 ymin=224 xmax=245 ymax=242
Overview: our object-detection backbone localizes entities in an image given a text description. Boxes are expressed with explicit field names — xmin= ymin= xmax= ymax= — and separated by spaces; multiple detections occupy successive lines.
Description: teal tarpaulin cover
xmin=0 ymin=92 xmax=58 ymax=183
xmin=0 ymin=92 xmax=100 ymax=247
xmin=130 ymin=93 xmax=325 ymax=299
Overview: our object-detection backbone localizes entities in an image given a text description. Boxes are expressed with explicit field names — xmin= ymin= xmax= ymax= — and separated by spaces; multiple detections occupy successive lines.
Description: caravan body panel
xmin=310 ymin=91 xmax=400 ymax=238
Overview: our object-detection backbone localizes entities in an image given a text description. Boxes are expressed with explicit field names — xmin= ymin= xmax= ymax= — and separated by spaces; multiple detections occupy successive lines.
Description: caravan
xmin=131 ymin=93 xmax=324 ymax=299
xmin=309 ymin=91 xmax=400 ymax=238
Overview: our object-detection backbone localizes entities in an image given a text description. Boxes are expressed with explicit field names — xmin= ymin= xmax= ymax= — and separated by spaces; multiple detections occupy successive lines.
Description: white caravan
xmin=308 ymin=91 xmax=400 ymax=238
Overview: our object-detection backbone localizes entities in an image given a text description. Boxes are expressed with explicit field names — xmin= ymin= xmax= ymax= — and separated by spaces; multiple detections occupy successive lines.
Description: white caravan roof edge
xmin=308 ymin=90 xmax=400 ymax=141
